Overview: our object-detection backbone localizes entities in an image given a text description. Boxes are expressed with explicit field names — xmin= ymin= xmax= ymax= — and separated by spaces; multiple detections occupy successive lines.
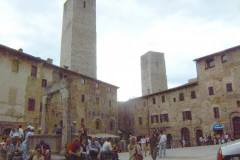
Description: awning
xmin=213 ymin=124 xmax=224 ymax=130
xmin=88 ymin=133 xmax=120 ymax=138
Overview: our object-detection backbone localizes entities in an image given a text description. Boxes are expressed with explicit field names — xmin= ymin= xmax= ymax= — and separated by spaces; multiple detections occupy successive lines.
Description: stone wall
xmin=60 ymin=0 xmax=97 ymax=79
xmin=124 ymin=46 xmax=240 ymax=147
xmin=141 ymin=51 xmax=167 ymax=96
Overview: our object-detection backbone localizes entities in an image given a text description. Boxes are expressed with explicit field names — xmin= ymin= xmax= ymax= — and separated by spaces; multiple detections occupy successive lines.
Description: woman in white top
xmin=140 ymin=135 xmax=147 ymax=157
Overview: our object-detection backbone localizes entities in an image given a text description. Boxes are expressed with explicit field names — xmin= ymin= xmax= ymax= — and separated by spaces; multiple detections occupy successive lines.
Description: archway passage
xmin=181 ymin=127 xmax=191 ymax=147
xmin=195 ymin=129 xmax=203 ymax=146
xmin=233 ymin=116 xmax=240 ymax=139
xmin=167 ymin=134 xmax=172 ymax=149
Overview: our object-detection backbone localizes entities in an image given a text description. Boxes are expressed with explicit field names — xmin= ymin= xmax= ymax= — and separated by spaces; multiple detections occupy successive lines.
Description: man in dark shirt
xmin=150 ymin=132 xmax=158 ymax=160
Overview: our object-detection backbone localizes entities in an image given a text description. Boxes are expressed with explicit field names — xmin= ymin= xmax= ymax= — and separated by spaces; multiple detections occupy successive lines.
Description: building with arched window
xmin=119 ymin=45 xmax=240 ymax=147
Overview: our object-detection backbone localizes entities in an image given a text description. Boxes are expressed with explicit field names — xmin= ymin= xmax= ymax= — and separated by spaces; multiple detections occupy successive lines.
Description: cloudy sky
xmin=0 ymin=0 xmax=240 ymax=101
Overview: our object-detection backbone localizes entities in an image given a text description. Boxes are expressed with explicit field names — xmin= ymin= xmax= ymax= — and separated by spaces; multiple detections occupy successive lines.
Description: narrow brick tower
xmin=141 ymin=51 xmax=168 ymax=96
xmin=60 ymin=0 xmax=97 ymax=79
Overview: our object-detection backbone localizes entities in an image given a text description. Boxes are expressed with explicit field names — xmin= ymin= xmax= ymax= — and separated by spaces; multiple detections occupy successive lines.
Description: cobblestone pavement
xmin=51 ymin=141 xmax=239 ymax=160
xmin=118 ymin=142 xmax=235 ymax=160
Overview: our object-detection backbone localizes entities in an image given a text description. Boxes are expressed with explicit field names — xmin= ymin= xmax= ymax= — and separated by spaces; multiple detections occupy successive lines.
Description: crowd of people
xmin=0 ymin=125 xmax=51 ymax=160
xmin=128 ymin=131 xmax=167 ymax=160
xmin=197 ymin=133 xmax=231 ymax=147
xmin=65 ymin=135 xmax=119 ymax=160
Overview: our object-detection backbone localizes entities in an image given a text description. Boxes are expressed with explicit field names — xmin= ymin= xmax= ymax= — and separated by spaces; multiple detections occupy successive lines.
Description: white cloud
xmin=0 ymin=0 xmax=239 ymax=101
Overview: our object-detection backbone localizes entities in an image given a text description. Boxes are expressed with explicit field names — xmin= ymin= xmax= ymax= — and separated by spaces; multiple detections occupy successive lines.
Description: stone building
xmin=121 ymin=45 xmax=240 ymax=147
xmin=141 ymin=51 xmax=168 ymax=96
xmin=0 ymin=44 xmax=118 ymax=138
xmin=60 ymin=0 xmax=97 ymax=79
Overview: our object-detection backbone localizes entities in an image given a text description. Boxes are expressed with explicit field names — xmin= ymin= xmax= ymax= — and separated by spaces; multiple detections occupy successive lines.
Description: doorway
xmin=181 ymin=127 xmax=191 ymax=147
xmin=195 ymin=129 xmax=203 ymax=146
xmin=233 ymin=116 xmax=240 ymax=139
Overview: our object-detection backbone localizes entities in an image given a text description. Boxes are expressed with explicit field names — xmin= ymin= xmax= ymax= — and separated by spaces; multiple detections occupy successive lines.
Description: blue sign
xmin=213 ymin=124 xmax=224 ymax=130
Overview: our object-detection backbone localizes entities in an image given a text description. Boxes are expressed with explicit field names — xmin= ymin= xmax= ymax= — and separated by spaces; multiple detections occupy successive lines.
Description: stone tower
xmin=141 ymin=51 xmax=168 ymax=96
xmin=60 ymin=0 xmax=97 ymax=79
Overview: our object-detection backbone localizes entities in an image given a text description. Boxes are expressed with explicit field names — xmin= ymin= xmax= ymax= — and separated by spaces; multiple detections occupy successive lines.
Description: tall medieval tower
xmin=141 ymin=51 xmax=168 ymax=96
xmin=60 ymin=0 xmax=97 ymax=79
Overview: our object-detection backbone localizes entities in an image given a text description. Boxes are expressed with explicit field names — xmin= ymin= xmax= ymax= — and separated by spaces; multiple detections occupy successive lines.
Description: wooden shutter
xmin=182 ymin=112 xmax=186 ymax=121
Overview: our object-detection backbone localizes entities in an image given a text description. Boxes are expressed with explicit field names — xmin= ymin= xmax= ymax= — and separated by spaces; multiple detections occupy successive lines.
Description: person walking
xmin=159 ymin=131 xmax=167 ymax=158
xmin=128 ymin=136 xmax=142 ymax=160
xmin=140 ymin=135 xmax=147 ymax=157
xmin=150 ymin=132 xmax=158 ymax=160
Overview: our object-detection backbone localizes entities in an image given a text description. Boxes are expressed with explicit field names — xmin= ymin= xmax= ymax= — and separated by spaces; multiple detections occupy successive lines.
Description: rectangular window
xmin=96 ymin=97 xmax=100 ymax=105
xmin=221 ymin=55 xmax=227 ymax=63
xmin=109 ymin=100 xmax=111 ymax=107
xmin=237 ymin=101 xmax=240 ymax=107
xmin=213 ymin=107 xmax=220 ymax=119
xmin=40 ymin=103 xmax=42 ymax=112
xmin=161 ymin=95 xmax=165 ymax=103
xmin=152 ymin=97 xmax=156 ymax=104
xmin=81 ymin=95 xmax=85 ymax=102
xmin=31 ymin=65 xmax=37 ymax=78
xmin=205 ymin=58 xmax=215 ymax=69
xmin=173 ymin=98 xmax=176 ymax=102
xmin=59 ymin=73 xmax=63 ymax=80
xmin=160 ymin=114 xmax=169 ymax=122
xmin=179 ymin=93 xmax=184 ymax=101
xmin=108 ymin=87 xmax=111 ymax=92
xmin=151 ymin=115 xmax=159 ymax=124
xmin=185 ymin=111 xmax=192 ymax=120
xmin=139 ymin=117 xmax=143 ymax=125
xmin=42 ymin=79 xmax=47 ymax=88
xmin=28 ymin=98 xmax=35 ymax=111
xmin=81 ymin=79 xmax=85 ymax=84
xmin=12 ymin=60 xmax=19 ymax=73
xmin=191 ymin=91 xmax=196 ymax=99
xmin=96 ymin=83 xmax=99 ymax=89
xmin=83 ymin=1 xmax=86 ymax=8
xmin=182 ymin=112 xmax=186 ymax=121
xmin=226 ymin=83 xmax=233 ymax=92
xmin=208 ymin=86 xmax=214 ymax=95
xmin=183 ymin=111 xmax=192 ymax=121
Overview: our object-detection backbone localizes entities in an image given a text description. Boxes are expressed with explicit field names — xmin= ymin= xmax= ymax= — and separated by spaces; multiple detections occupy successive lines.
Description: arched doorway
xmin=181 ymin=127 xmax=191 ymax=147
xmin=167 ymin=134 xmax=172 ymax=149
xmin=233 ymin=116 xmax=240 ymax=139
xmin=195 ymin=129 xmax=203 ymax=146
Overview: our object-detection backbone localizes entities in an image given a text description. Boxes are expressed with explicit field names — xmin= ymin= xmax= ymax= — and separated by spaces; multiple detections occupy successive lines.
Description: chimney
xmin=64 ymin=66 xmax=69 ymax=69
xmin=18 ymin=48 xmax=23 ymax=52
xmin=46 ymin=58 xmax=53 ymax=64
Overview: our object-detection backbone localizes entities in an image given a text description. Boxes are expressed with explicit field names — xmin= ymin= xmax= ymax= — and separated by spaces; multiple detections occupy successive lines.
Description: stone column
xmin=60 ymin=88 xmax=71 ymax=155
xmin=41 ymin=95 xmax=47 ymax=135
